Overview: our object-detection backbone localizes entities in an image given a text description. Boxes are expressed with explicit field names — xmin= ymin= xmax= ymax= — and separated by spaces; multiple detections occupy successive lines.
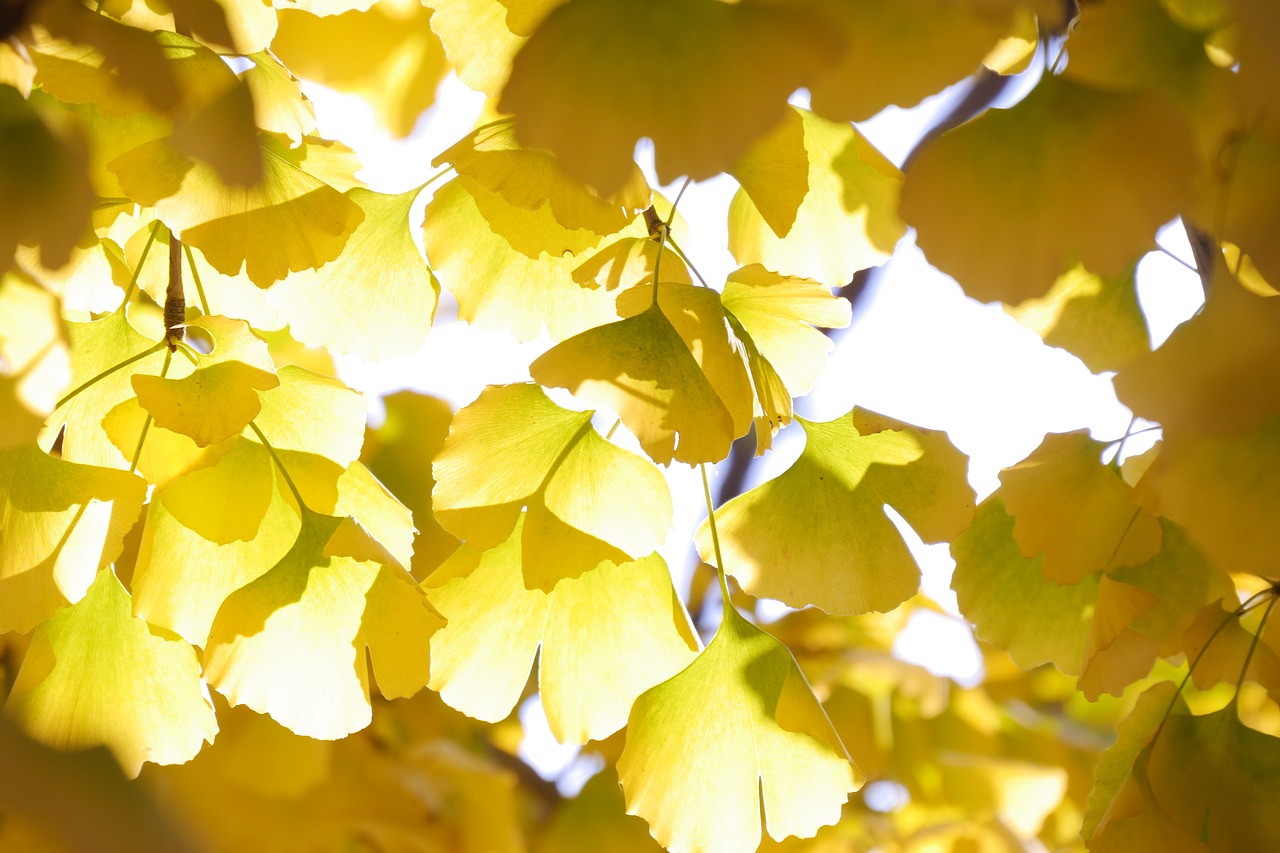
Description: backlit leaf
xmin=246 ymin=365 xmax=366 ymax=468
xmin=242 ymin=51 xmax=317 ymax=146
xmin=698 ymin=409 xmax=974 ymax=615
xmin=425 ymin=517 xmax=699 ymax=743
xmin=617 ymin=601 xmax=862 ymax=853
xmin=0 ymin=274 xmax=69 ymax=449
xmin=5 ymin=570 xmax=216 ymax=777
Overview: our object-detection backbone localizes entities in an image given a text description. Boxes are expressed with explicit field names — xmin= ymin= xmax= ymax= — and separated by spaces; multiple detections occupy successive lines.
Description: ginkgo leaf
xmin=998 ymin=431 xmax=1161 ymax=584
xmin=205 ymin=508 xmax=443 ymax=740
xmin=242 ymin=51 xmax=317 ymax=146
xmin=726 ymin=107 xmax=808 ymax=240
xmin=498 ymin=0 xmax=843 ymax=194
xmin=423 ymin=176 xmax=649 ymax=342
xmin=132 ymin=315 xmax=279 ymax=447
xmin=0 ymin=446 xmax=146 ymax=633
xmin=428 ymin=0 xmax=531 ymax=96
xmin=697 ymin=409 xmax=974 ymax=615
xmin=432 ymin=384 xmax=671 ymax=588
xmin=1077 ymin=576 xmax=1160 ymax=700
xmin=0 ymin=84 xmax=93 ymax=273
xmin=41 ymin=307 xmax=168 ymax=468
xmin=981 ymin=6 xmax=1038 ymax=75
xmin=434 ymin=120 xmax=651 ymax=235
xmin=100 ymin=0 xmax=238 ymax=53
xmin=720 ymin=264 xmax=851 ymax=449
xmin=530 ymin=291 xmax=738 ymax=466
xmin=110 ymin=135 xmax=364 ymax=286
xmin=425 ymin=517 xmax=699 ymax=743
xmin=616 ymin=601 xmax=862 ymax=853
xmin=1115 ymin=270 xmax=1280 ymax=435
xmin=804 ymin=0 xmax=1014 ymax=122
xmin=538 ymin=770 xmax=664 ymax=853
xmin=4 ymin=570 xmax=216 ymax=778
xmin=728 ymin=107 xmax=905 ymax=287
xmin=246 ymin=365 xmax=366 ymax=468
xmin=0 ymin=274 xmax=69 ymax=449
xmin=952 ymin=499 xmax=1099 ymax=674
xmin=268 ymin=186 xmax=440 ymax=360
xmin=1006 ymin=262 xmax=1151 ymax=373
xmin=899 ymin=76 xmax=1197 ymax=303
xmin=272 ymin=0 xmax=448 ymax=137
xmin=1180 ymin=597 xmax=1280 ymax=696
xmin=15 ymin=228 xmax=132 ymax=317
xmin=571 ymin=233 xmax=692 ymax=292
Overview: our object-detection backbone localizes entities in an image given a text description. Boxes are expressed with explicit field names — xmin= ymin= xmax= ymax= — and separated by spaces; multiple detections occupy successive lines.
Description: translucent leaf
xmin=428 ymin=0 xmax=530 ymax=96
xmin=616 ymin=602 xmax=862 ymax=853
xmin=0 ymin=446 xmax=146 ymax=633
xmin=423 ymin=176 xmax=650 ymax=342
xmin=1006 ymin=262 xmax=1151 ymax=373
xmin=951 ymin=499 xmax=1099 ymax=674
xmin=133 ymin=315 xmax=279 ymax=447
xmin=531 ymin=287 xmax=741 ymax=466
xmin=0 ymin=84 xmax=93 ymax=272
xmin=572 ymin=235 xmax=691 ymax=292
xmin=269 ymin=187 xmax=439 ymax=360
xmin=435 ymin=120 xmax=651 ymax=235
xmin=728 ymin=107 xmax=904 ymax=287
xmin=698 ymin=409 xmax=974 ymax=615
xmin=205 ymin=508 xmax=443 ymax=739
xmin=4 ymin=570 xmax=216 ymax=777
xmin=805 ymin=0 xmax=1014 ymax=122
xmin=100 ymin=0 xmax=238 ymax=52
xmin=0 ymin=274 xmax=69 ymax=449
xmin=537 ymin=770 xmax=664 ymax=853
xmin=242 ymin=51 xmax=317 ymax=146
xmin=15 ymin=228 xmax=132 ymax=317
xmin=111 ymin=135 xmax=364 ymax=286
xmin=998 ymin=431 xmax=1162 ymax=584
xmin=1077 ymin=576 xmax=1161 ymax=700
xmin=425 ymin=517 xmax=698 ymax=743
xmin=432 ymin=384 xmax=671 ymax=588
xmin=246 ymin=365 xmax=366 ymax=468
xmin=1115 ymin=272 xmax=1280 ymax=435
xmin=498 ymin=0 xmax=843 ymax=194
xmin=900 ymin=77 xmax=1197 ymax=303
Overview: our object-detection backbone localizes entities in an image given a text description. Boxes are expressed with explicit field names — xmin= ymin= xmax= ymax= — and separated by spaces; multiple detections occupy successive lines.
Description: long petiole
xmin=55 ymin=341 xmax=168 ymax=411
xmin=121 ymin=220 xmax=162 ymax=304
xmin=183 ymin=244 xmax=211 ymax=315
xmin=1234 ymin=590 xmax=1280 ymax=703
xmin=700 ymin=462 xmax=732 ymax=605
xmin=651 ymin=177 xmax=693 ymax=307
xmin=667 ymin=236 xmax=710 ymax=288
xmin=129 ymin=348 xmax=173 ymax=473
xmin=249 ymin=420 xmax=308 ymax=512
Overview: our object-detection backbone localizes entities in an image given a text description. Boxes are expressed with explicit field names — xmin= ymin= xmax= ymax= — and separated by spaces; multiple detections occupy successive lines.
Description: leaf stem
xmin=1108 ymin=415 xmax=1140 ymax=465
xmin=129 ymin=348 xmax=173 ymax=474
xmin=699 ymin=462 xmax=731 ymax=605
xmin=249 ymin=420 xmax=308 ymax=512
xmin=1234 ymin=589 xmax=1279 ymax=704
xmin=605 ymin=418 xmax=621 ymax=441
xmin=183 ymin=244 xmax=211 ymax=315
xmin=666 ymin=235 xmax=710 ymax=288
xmin=1155 ymin=242 xmax=1198 ymax=274
xmin=55 ymin=341 xmax=168 ymax=411
xmin=649 ymin=178 xmax=692 ymax=308
xmin=121 ymin=220 xmax=161 ymax=305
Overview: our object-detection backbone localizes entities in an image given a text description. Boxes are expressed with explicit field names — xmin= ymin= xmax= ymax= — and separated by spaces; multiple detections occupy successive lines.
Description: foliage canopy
xmin=2 ymin=0 xmax=1280 ymax=850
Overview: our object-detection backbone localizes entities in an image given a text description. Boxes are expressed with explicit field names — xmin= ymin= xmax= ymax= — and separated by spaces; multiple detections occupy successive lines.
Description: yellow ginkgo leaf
xmin=531 ymin=293 xmax=737 ymax=466
xmin=100 ymin=0 xmax=238 ymax=53
xmin=1006 ymin=262 xmax=1150 ymax=373
xmin=110 ymin=135 xmax=364 ymax=286
xmin=0 ymin=274 xmax=70 ymax=450
xmin=804 ymin=0 xmax=1013 ymax=122
xmin=1115 ymin=270 xmax=1280 ymax=435
xmin=726 ymin=107 xmax=808 ymax=240
xmin=432 ymin=384 xmax=671 ymax=588
xmin=951 ymin=499 xmax=1099 ymax=674
xmin=900 ymin=76 xmax=1197 ymax=303
xmin=428 ymin=0 xmax=528 ymax=96
xmin=728 ymin=107 xmax=905 ymax=287
xmin=242 ymin=51 xmax=317 ymax=146
xmin=434 ymin=121 xmax=650 ymax=235
xmin=41 ymin=307 xmax=167 ymax=469
xmin=245 ymin=365 xmax=367 ymax=468
xmin=998 ymin=431 xmax=1162 ymax=584
xmin=1077 ymin=576 xmax=1160 ymax=700
xmin=268 ymin=186 xmax=440 ymax=360
xmin=133 ymin=315 xmax=279 ymax=447
xmin=0 ymin=84 xmax=94 ymax=273
xmin=272 ymin=0 xmax=448 ymax=137
xmin=617 ymin=601 xmax=862 ymax=853
xmin=4 ymin=569 xmax=216 ymax=778
xmin=697 ymin=409 xmax=974 ymax=615
xmin=425 ymin=517 xmax=699 ymax=744
xmin=423 ymin=176 xmax=649 ymax=342
xmin=572 ymin=234 xmax=691 ymax=292
xmin=102 ymin=392 xmax=236 ymax=489
xmin=0 ymin=446 xmax=146 ymax=633
xmin=538 ymin=770 xmax=664 ymax=853
xmin=498 ymin=0 xmax=843 ymax=194
xmin=15 ymin=227 xmax=132 ymax=318
xmin=205 ymin=508 xmax=443 ymax=739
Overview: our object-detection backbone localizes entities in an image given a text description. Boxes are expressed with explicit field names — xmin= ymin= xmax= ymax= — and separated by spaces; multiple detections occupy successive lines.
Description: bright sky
xmin=303 ymin=62 xmax=1206 ymax=787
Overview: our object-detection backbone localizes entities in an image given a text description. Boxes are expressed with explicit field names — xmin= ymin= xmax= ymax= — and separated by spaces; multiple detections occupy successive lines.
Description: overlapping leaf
xmin=0 ymin=274 xmax=69 ymax=449
xmin=432 ymin=384 xmax=671 ymax=588
xmin=617 ymin=600 xmax=862 ymax=853
xmin=425 ymin=516 xmax=699 ymax=743
xmin=698 ymin=408 xmax=974 ymax=614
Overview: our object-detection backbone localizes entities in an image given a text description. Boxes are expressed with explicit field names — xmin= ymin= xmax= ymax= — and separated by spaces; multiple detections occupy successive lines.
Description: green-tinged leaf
xmin=246 ymin=365 xmax=366 ymax=468
xmin=729 ymin=107 xmax=905 ymax=287
xmin=433 ymin=384 xmax=670 ymax=588
xmin=5 ymin=570 xmax=216 ymax=777
xmin=204 ymin=508 xmax=443 ymax=739
xmin=425 ymin=518 xmax=699 ymax=743
xmin=1006 ymin=262 xmax=1151 ymax=373
xmin=698 ymin=409 xmax=974 ymax=614
xmin=951 ymin=499 xmax=1099 ymax=674
xmin=133 ymin=315 xmax=279 ymax=447
xmin=617 ymin=603 xmax=862 ymax=853
xmin=998 ymin=431 xmax=1162 ymax=584
xmin=0 ymin=446 xmax=146 ymax=633
xmin=269 ymin=187 xmax=440 ymax=360
xmin=900 ymin=76 xmax=1197 ymax=303
xmin=498 ymin=0 xmax=843 ymax=194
